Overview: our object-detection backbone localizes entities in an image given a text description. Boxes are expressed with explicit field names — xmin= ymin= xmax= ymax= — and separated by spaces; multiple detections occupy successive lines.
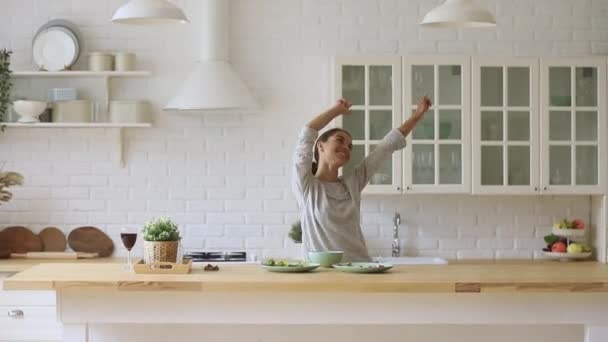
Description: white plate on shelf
xmin=542 ymin=251 xmax=592 ymax=261
xmin=32 ymin=25 xmax=79 ymax=71
xmin=551 ymin=228 xmax=586 ymax=237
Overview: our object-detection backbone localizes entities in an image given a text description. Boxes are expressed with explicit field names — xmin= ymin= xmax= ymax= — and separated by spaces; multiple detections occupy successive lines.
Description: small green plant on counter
xmin=142 ymin=217 xmax=182 ymax=241
xmin=0 ymin=49 xmax=12 ymax=130
xmin=288 ymin=221 xmax=302 ymax=243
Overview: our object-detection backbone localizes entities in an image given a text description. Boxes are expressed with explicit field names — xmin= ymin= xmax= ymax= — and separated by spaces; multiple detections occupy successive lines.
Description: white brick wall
xmin=0 ymin=0 xmax=601 ymax=260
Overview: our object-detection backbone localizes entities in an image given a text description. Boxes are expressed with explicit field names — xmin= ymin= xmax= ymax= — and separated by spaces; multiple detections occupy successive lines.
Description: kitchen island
xmin=4 ymin=261 xmax=608 ymax=342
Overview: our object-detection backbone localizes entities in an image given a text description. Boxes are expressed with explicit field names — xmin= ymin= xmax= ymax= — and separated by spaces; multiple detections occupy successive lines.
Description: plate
xmin=261 ymin=263 xmax=320 ymax=273
xmin=332 ymin=262 xmax=393 ymax=273
xmin=542 ymin=251 xmax=592 ymax=261
xmin=33 ymin=25 xmax=79 ymax=71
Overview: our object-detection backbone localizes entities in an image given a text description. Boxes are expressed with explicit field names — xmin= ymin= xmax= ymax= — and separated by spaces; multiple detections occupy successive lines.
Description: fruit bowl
xmin=542 ymin=251 xmax=592 ymax=262
xmin=551 ymin=228 xmax=586 ymax=237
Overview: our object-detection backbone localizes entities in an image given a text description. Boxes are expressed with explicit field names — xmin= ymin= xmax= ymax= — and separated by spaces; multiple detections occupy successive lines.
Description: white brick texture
xmin=0 ymin=0 xmax=599 ymax=260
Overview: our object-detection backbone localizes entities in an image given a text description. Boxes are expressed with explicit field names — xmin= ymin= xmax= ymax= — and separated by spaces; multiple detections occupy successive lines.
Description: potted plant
xmin=288 ymin=221 xmax=302 ymax=244
xmin=0 ymin=168 xmax=23 ymax=204
xmin=0 ymin=49 xmax=12 ymax=130
xmin=142 ymin=217 xmax=182 ymax=263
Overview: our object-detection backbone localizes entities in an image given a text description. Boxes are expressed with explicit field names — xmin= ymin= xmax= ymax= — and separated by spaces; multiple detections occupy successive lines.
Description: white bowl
xmin=13 ymin=100 xmax=47 ymax=123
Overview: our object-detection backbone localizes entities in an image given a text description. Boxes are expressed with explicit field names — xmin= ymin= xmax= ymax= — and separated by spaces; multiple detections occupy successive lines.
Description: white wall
xmin=0 ymin=0 xmax=604 ymax=259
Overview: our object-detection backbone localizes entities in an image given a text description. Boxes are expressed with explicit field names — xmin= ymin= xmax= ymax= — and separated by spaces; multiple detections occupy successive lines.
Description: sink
xmin=373 ymin=256 xmax=448 ymax=265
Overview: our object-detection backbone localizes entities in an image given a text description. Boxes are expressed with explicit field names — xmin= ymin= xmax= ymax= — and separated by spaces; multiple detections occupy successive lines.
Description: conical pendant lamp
xmin=112 ymin=0 xmax=189 ymax=25
xmin=420 ymin=0 xmax=496 ymax=28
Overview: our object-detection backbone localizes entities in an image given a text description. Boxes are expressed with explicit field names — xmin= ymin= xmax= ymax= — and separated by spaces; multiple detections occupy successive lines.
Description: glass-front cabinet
xmin=403 ymin=56 xmax=471 ymax=193
xmin=333 ymin=55 xmax=606 ymax=195
xmin=540 ymin=58 xmax=606 ymax=194
xmin=334 ymin=57 xmax=403 ymax=194
xmin=472 ymin=58 xmax=539 ymax=194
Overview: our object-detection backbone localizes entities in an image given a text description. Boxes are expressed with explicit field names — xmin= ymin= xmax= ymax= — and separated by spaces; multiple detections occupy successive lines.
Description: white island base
xmin=60 ymin=289 xmax=606 ymax=342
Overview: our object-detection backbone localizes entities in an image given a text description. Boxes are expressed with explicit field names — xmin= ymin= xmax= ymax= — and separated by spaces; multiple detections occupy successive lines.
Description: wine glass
xmin=120 ymin=227 xmax=137 ymax=271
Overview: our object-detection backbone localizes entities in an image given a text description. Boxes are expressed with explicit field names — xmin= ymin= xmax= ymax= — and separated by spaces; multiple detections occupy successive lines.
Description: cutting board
xmin=68 ymin=226 xmax=114 ymax=257
xmin=39 ymin=227 xmax=67 ymax=252
xmin=10 ymin=252 xmax=99 ymax=259
xmin=0 ymin=226 xmax=43 ymax=254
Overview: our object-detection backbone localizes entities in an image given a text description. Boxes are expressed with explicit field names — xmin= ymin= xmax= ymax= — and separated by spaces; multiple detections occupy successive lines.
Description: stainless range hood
xmin=164 ymin=0 xmax=259 ymax=111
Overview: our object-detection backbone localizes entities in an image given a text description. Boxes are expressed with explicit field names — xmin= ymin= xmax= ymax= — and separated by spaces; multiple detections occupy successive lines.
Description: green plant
xmin=142 ymin=217 xmax=182 ymax=241
xmin=0 ymin=170 xmax=23 ymax=204
xmin=0 ymin=49 xmax=12 ymax=130
xmin=288 ymin=221 xmax=302 ymax=243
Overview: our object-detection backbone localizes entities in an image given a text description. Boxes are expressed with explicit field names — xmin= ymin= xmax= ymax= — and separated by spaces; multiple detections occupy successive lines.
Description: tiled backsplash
xmin=0 ymin=0 xmax=603 ymax=259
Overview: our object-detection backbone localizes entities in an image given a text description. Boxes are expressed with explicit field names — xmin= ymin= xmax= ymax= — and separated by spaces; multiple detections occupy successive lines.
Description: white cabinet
xmin=540 ymin=58 xmax=606 ymax=194
xmin=0 ymin=273 xmax=61 ymax=341
xmin=403 ymin=56 xmax=471 ymax=193
xmin=472 ymin=57 xmax=539 ymax=194
xmin=334 ymin=56 xmax=403 ymax=194
xmin=334 ymin=55 xmax=607 ymax=195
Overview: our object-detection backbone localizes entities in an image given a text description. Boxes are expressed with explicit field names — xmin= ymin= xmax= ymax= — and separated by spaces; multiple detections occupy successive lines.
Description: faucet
xmin=392 ymin=213 xmax=400 ymax=257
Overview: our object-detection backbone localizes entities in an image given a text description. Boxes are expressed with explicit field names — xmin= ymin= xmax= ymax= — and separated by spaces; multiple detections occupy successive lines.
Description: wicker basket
xmin=143 ymin=240 xmax=178 ymax=264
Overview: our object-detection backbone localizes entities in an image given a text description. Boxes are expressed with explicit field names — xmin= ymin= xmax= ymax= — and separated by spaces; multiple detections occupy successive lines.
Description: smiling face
xmin=317 ymin=130 xmax=353 ymax=168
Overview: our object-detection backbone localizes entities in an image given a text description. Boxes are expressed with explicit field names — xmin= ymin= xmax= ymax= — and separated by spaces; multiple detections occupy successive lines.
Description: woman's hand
xmin=307 ymin=98 xmax=353 ymax=131
xmin=331 ymin=98 xmax=353 ymax=116
xmin=412 ymin=96 xmax=432 ymax=119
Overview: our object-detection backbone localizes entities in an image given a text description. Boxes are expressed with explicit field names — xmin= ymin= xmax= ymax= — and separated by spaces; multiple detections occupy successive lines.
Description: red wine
xmin=120 ymin=233 xmax=137 ymax=251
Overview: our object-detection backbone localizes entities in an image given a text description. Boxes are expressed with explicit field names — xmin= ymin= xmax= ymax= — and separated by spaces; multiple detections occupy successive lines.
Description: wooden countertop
xmin=0 ymin=258 xmax=123 ymax=273
xmin=5 ymin=261 xmax=608 ymax=293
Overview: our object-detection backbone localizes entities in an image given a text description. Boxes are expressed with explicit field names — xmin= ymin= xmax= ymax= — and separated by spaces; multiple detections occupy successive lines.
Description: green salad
xmin=262 ymin=259 xmax=305 ymax=267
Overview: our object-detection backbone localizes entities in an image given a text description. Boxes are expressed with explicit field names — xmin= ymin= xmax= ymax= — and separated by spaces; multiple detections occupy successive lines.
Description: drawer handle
xmin=7 ymin=309 xmax=24 ymax=318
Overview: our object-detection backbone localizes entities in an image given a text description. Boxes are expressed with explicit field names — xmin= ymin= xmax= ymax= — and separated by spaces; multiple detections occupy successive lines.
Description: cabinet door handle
xmin=406 ymin=186 xmax=411 ymax=190
xmin=534 ymin=187 xmax=538 ymax=191
xmin=543 ymin=186 xmax=547 ymax=191
xmin=7 ymin=309 xmax=24 ymax=318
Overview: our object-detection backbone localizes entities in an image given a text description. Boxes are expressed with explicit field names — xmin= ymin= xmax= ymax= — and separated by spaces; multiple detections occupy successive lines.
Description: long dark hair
xmin=312 ymin=128 xmax=351 ymax=175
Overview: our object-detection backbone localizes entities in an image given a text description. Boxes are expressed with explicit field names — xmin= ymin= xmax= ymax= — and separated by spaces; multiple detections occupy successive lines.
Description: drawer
xmin=0 ymin=306 xmax=62 ymax=341
xmin=0 ymin=275 xmax=56 ymax=306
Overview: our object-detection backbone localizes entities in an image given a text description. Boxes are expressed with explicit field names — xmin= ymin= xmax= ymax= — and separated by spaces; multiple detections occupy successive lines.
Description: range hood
xmin=165 ymin=0 xmax=259 ymax=111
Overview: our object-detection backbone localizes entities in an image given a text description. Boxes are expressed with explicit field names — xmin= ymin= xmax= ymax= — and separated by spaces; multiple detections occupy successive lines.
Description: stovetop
xmin=183 ymin=251 xmax=247 ymax=262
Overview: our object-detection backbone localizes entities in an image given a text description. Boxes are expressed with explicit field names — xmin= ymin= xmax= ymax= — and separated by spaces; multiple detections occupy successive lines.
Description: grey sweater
xmin=291 ymin=126 xmax=407 ymax=262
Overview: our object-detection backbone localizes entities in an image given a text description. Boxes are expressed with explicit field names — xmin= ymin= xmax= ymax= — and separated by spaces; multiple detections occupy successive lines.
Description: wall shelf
xmin=2 ymin=123 xmax=151 ymax=128
xmin=2 ymin=122 xmax=152 ymax=167
xmin=12 ymin=71 xmax=151 ymax=77
xmin=9 ymin=70 xmax=153 ymax=168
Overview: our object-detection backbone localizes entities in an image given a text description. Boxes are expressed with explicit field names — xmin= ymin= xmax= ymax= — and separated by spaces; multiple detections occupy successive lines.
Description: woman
xmin=292 ymin=96 xmax=432 ymax=262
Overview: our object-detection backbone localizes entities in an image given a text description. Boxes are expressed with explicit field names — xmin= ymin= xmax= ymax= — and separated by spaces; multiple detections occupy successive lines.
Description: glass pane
xmin=508 ymin=67 xmax=530 ymax=107
xmin=438 ymin=65 xmax=461 ymax=105
xmin=342 ymin=144 xmax=365 ymax=176
xmin=576 ymin=111 xmax=598 ymax=141
xmin=549 ymin=67 xmax=571 ymax=107
xmin=412 ymin=144 xmax=434 ymax=184
xmin=439 ymin=144 xmax=461 ymax=184
xmin=343 ymin=110 xmax=364 ymax=140
xmin=481 ymin=67 xmax=503 ymax=107
xmin=576 ymin=145 xmax=598 ymax=185
xmin=507 ymin=111 xmax=529 ymax=141
xmin=370 ymin=66 xmax=392 ymax=106
xmin=412 ymin=109 xmax=434 ymax=140
xmin=481 ymin=146 xmax=503 ymax=185
xmin=481 ymin=111 xmax=503 ymax=141
xmin=549 ymin=145 xmax=571 ymax=185
xmin=439 ymin=109 xmax=461 ymax=140
xmin=549 ymin=111 xmax=571 ymax=141
xmin=412 ymin=65 xmax=434 ymax=105
xmin=370 ymin=144 xmax=392 ymax=185
xmin=508 ymin=146 xmax=530 ymax=186
xmin=369 ymin=110 xmax=392 ymax=140
xmin=575 ymin=67 xmax=597 ymax=107
xmin=342 ymin=65 xmax=365 ymax=105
